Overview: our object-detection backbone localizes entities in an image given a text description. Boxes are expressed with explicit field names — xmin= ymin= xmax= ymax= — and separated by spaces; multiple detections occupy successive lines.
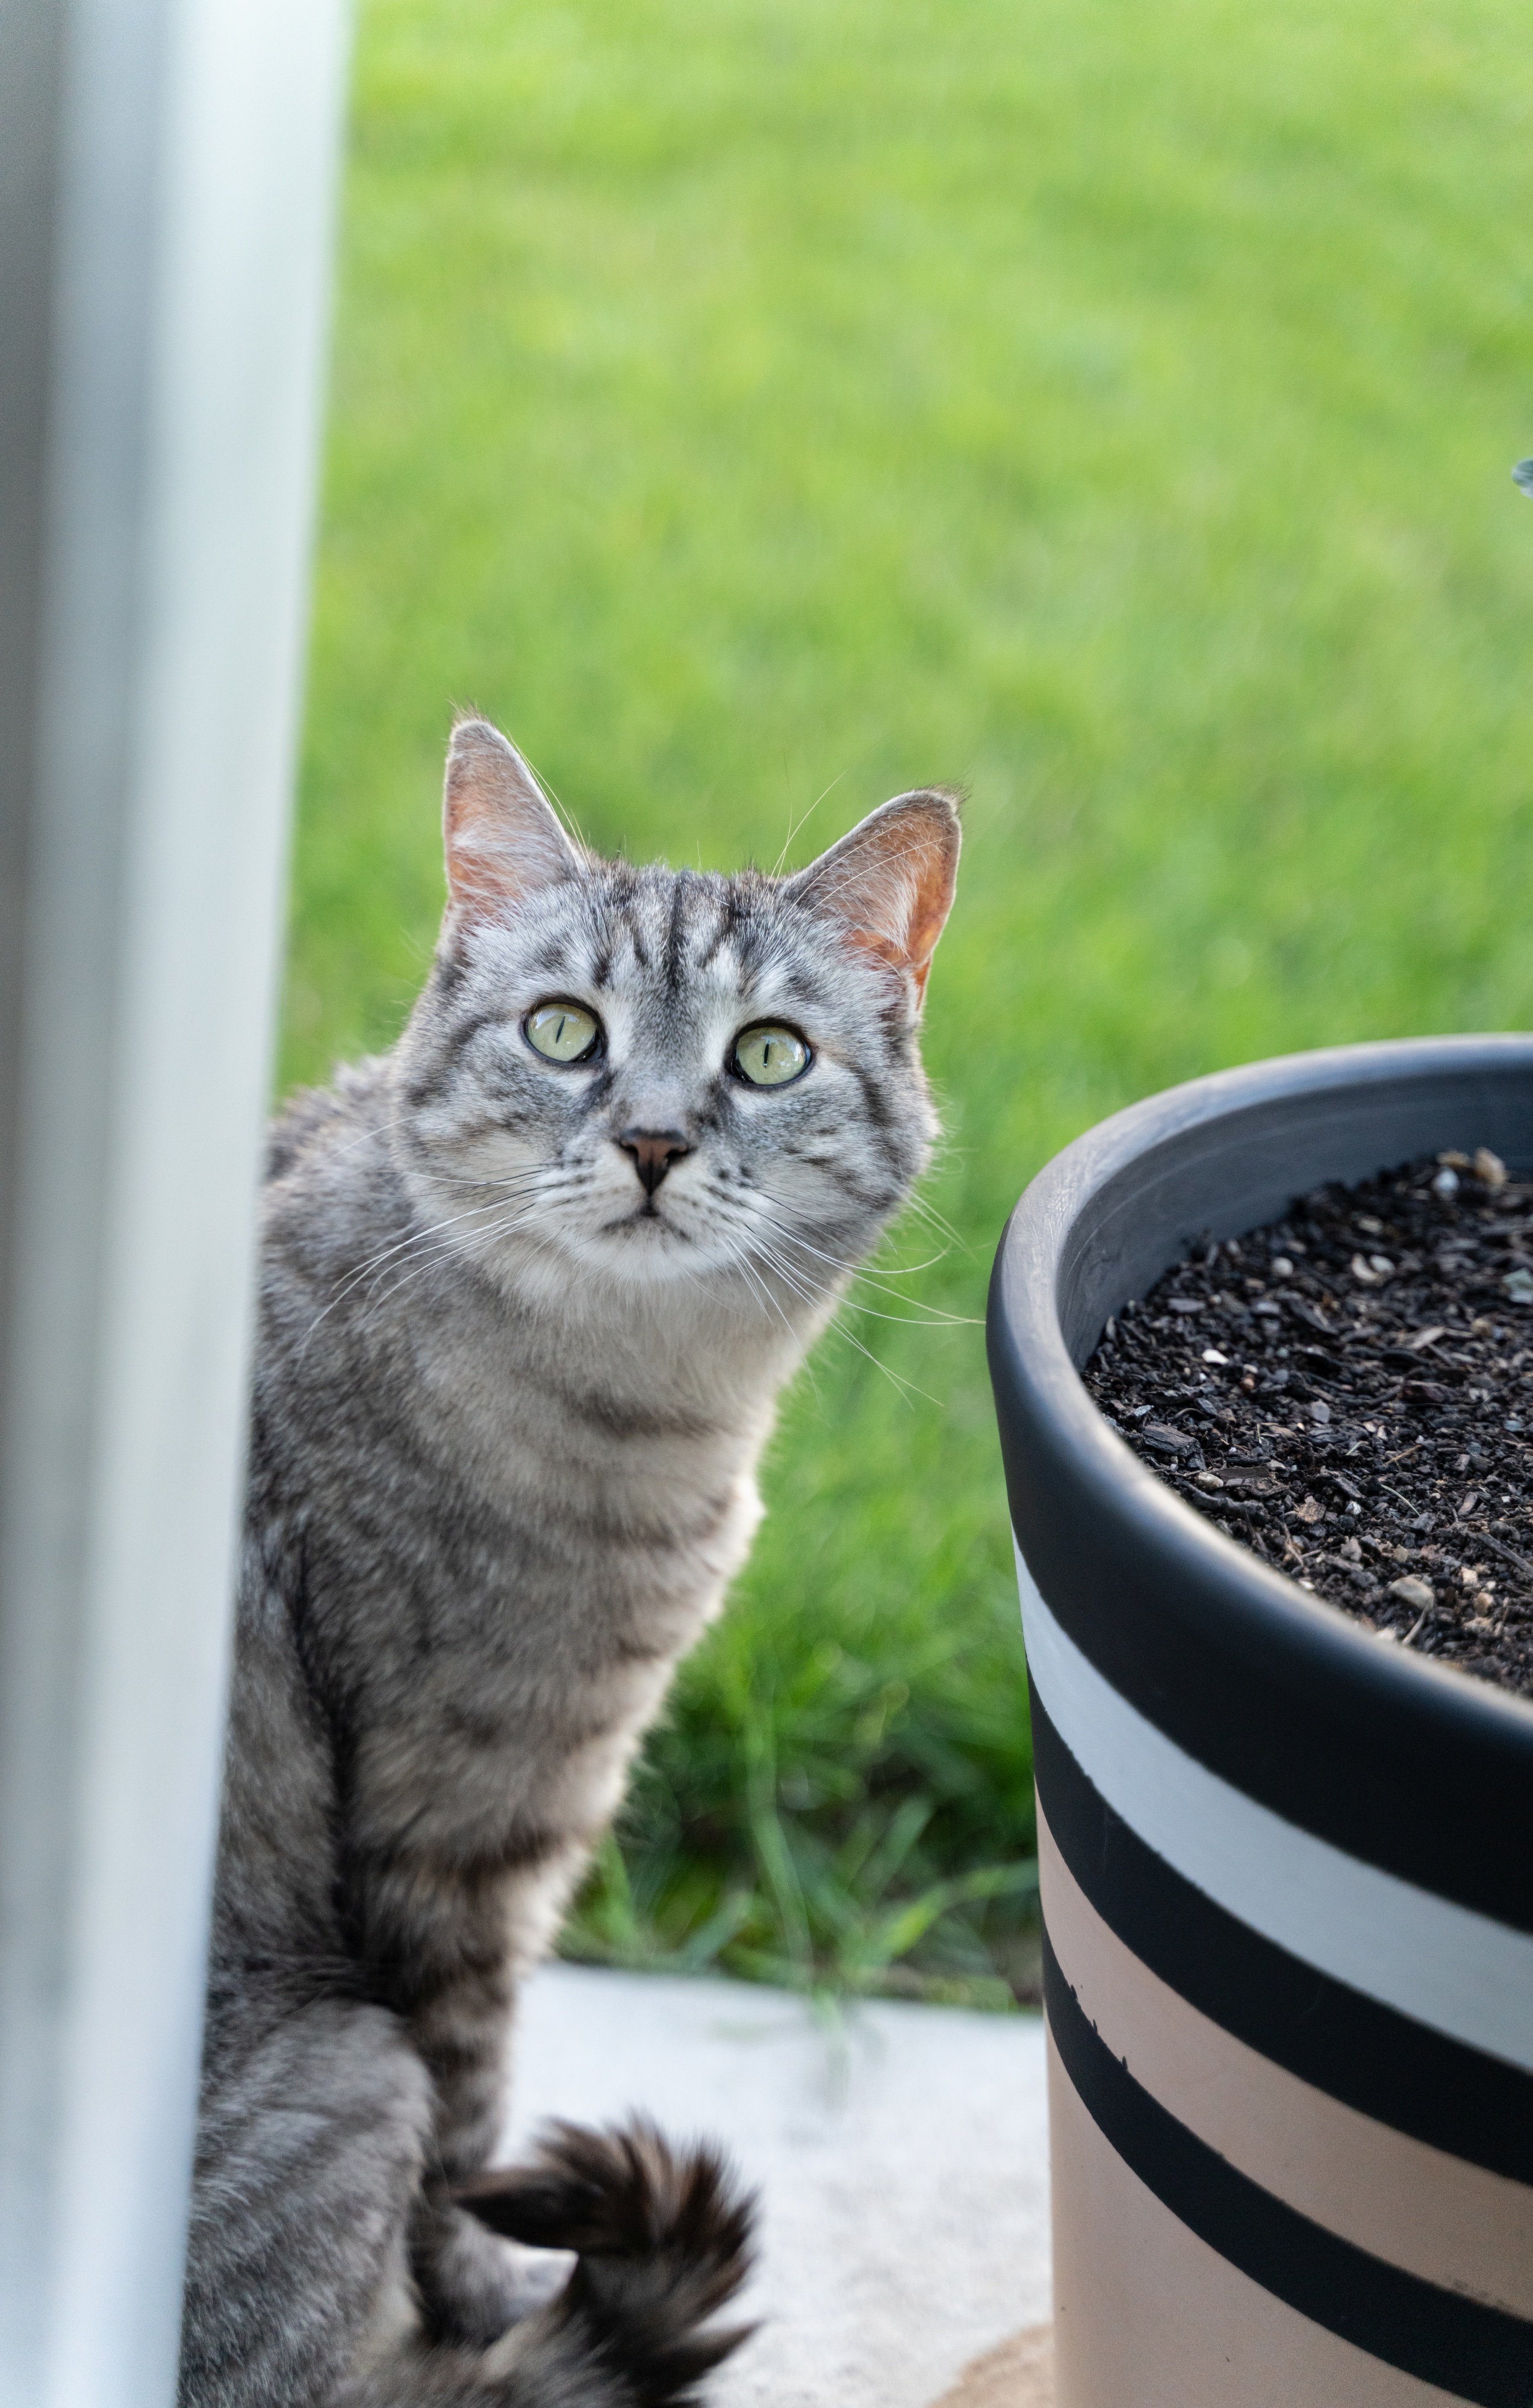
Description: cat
xmin=178 ymin=715 xmax=960 ymax=2407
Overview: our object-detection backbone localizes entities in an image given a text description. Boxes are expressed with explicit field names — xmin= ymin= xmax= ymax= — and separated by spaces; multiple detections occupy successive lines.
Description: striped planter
xmin=986 ymin=1037 xmax=1533 ymax=2407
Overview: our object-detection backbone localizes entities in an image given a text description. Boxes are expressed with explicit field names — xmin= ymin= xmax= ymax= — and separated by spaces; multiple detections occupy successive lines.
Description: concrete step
xmin=511 ymin=1964 xmax=1052 ymax=2408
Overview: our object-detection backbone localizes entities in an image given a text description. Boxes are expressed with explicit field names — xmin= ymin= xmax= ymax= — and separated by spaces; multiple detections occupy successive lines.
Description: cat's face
xmin=393 ymin=721 xmax=959 ymax=1309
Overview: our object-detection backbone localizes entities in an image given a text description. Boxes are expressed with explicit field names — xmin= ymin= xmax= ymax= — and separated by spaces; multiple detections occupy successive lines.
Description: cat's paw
xmin=410 ymin=2188 xmax=568 ymax=2348
xmin=450 ymin=2117 xmax=756 ymax=2406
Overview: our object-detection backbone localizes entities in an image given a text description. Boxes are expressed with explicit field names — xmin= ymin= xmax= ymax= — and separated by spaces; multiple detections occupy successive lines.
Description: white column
xmin=0 ymin=0 xmax=351 ymax=2399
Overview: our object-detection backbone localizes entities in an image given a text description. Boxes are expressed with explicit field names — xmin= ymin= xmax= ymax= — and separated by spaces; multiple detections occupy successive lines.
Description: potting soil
xmin=1083 ymin=1152 xmax=1533 ymax=1696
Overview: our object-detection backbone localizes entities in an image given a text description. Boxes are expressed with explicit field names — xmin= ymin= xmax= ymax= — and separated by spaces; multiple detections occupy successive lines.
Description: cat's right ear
xmin=443 ymin=716 xmax=582 ymax=925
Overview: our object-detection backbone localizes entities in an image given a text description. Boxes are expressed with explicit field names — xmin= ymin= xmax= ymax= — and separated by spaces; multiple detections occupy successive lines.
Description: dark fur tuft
xmin=451 ymin=2118 xmax=757 ymax=2406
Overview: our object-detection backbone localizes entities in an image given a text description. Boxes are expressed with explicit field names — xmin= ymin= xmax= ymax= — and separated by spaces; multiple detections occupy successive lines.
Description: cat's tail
xmin=449 ymin=2117 xmax=757 ymax=2408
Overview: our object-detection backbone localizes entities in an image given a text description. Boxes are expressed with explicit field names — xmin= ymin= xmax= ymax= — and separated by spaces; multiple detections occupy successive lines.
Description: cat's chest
xmin=350 ymin=1631 xmax=679 ymax=1866
xmin=332 ymin=1385 xmax=767 ymax=1860
xmin=306 ymin=1292 xmax=778 ymax=1861
xmin=413 ymin=1321 xmax=770 ymax=1587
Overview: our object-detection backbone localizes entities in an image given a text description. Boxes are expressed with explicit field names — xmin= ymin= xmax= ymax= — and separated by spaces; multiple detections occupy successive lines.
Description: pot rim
xmin=993 ymin=1031 xmax=1533 ymax=1737
xmin=988 ymin=1032 xmax=1533 ymax=1927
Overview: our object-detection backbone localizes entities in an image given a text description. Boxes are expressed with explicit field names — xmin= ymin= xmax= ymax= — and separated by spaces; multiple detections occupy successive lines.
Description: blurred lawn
xmin=287 ymin=0 xmax=1533 ymax=2003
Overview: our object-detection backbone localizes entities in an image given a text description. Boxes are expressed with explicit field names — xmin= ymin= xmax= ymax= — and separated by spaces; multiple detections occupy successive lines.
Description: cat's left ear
xmin=443 ymin=715 xmax=583 ymax=925
xmin=789 ymin=789 xmax=961 ymax=1010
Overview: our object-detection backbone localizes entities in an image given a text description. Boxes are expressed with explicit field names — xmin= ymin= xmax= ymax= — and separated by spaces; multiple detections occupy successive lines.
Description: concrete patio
xmin=511 ymin=1965 xmax=1053 ymax=2408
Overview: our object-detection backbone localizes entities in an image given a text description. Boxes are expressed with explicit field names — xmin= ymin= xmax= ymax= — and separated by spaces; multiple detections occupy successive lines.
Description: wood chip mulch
xmin=928 ymin=2324 xmax=1054 ymax=2408
xmin=1082 ymin=1150 xmax=1533 ymax=1698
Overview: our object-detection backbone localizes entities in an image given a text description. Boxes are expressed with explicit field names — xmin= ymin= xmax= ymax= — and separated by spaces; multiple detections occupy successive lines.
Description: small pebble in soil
xmin=1387 ymin=1575 xmax=1434 ymax=1613
xmin=1082 ymin=1152 xmax=1533 ymax=1698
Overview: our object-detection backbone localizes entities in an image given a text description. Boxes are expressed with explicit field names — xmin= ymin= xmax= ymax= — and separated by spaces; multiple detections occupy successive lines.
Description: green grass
xmin=288 ymin=0 xmax=1533 ymax=2004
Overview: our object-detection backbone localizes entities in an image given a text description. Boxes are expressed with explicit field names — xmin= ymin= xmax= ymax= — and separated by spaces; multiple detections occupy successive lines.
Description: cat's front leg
xmin=393 ymin=1851 xmax=584 ymax=2345
xmin=408 ymin=2185 xmax=565 ymax=2351
xmin=405 ymin=1964 xmax=530 ymax=2347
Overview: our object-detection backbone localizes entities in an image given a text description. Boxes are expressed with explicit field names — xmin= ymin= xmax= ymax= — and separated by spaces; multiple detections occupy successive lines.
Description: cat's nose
xmin=617 ymin=1126 xmax=692 ymax=1196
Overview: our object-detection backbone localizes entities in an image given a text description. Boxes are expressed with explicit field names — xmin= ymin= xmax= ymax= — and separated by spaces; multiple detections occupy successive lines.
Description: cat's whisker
xmin=302 ymin=1180 xmax=569 ymax=1345
xmin=415 ymin=1161 xmax=579 ymax=1194
xmin=745 ymin=1244 xmax=826 ymax=1313
xmin=785 ymin=1261 xmax=979 ymax=1326
xmin=747 ymin=1233 xmax=871 ymax=1333
xmin=300 ymin=1217 xmax=496 ymax=1350
xmin=764 ymin=1219 xmax=953 ymax=1289
xmin=747 ymin=1238 xmax=940 ymax=1404
xmin=770 ymin=768 xmax=847 ymax=877
xmin=359 ymin=1200 xmax=552 ymax=1318
xmin=350 ymin=1196 xmax=544 ymax=1297
xmin=316 ymin=1109 xmax=416 ymax=1161
xmin=900 ymin=1190 xmax=971 ymax=1254
xmin=716 ymin=1233 xmax=812 ymax=1353
xmin=745 ymin=1226 xmax=952 ymax=1391
xmin=749 ymin=1171 xmax=959 ymax=1270
xmin=709 ymin=1235 xmax=824 ymax=1398
xmin=798 ymin=829 xmax=950 ymax=915
xmin=747 ymin=1205 xmax=980 ymax=1327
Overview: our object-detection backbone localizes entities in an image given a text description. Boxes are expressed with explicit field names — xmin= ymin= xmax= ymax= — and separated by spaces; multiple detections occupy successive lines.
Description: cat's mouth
xmin=601 ymin=1198 xmax=684 ymax=1235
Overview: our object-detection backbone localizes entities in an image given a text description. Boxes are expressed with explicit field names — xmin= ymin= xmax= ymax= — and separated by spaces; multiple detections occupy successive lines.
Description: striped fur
xmin=179 ymin=720 xmax=959 ymax=2404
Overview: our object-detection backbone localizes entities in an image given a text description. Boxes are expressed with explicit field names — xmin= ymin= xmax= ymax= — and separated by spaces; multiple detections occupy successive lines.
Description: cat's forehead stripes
xmin=664 ymin=872 xmax=691 ymax=995
xmin=567 ymin=867 xmax=813 ymax=1018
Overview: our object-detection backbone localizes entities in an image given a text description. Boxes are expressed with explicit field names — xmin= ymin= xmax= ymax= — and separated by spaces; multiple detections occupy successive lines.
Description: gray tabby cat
xmin=179 ymin=717 xmax=960 ymax=2407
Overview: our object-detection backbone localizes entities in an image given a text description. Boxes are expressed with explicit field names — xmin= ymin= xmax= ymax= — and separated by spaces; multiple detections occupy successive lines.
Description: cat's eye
xmin=733 ymin=1024 xmax=810 ymax=1088
xmin=524 ymin=999 xmax=602 ymax=1064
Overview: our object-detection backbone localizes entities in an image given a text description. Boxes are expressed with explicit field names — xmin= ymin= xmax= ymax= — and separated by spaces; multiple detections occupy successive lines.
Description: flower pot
xmin=986 ymin=1037 xmax=1533 ymax=2408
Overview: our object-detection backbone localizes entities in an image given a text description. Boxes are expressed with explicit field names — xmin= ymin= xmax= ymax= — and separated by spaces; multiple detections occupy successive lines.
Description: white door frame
xmin=0 ymin=0 xmax=350 ymax=2397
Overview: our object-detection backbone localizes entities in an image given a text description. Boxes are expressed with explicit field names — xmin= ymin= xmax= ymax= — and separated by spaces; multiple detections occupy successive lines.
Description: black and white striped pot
xmin=986 ymin=1036 xmax=1533 ymax=2408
